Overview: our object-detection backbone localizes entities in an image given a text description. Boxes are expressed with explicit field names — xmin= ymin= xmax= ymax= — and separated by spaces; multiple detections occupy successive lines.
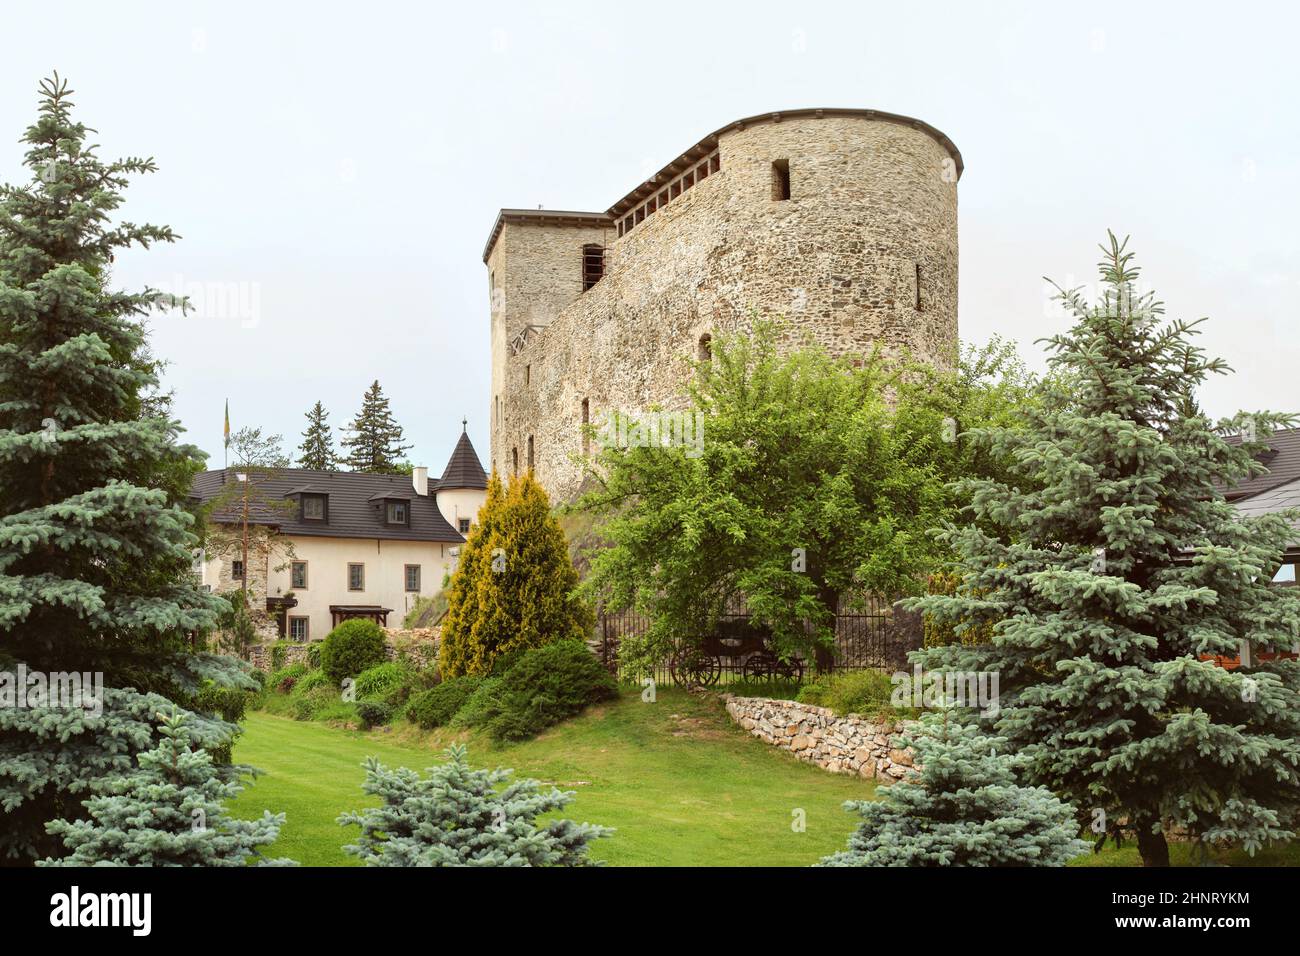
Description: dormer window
xmin=386 ymin=501 xmax=408 ymax=526
xmin=302 ymin=494 xmax=327 ymax=521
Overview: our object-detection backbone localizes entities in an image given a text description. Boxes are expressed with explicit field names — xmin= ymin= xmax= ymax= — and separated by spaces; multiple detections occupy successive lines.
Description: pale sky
xmin=3 ymin=0 xmax=1297 ymax=471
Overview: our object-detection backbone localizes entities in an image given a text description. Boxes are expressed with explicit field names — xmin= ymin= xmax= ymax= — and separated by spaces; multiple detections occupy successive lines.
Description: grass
xmin=231 ymin=684 xmax=1300 ymax=868
xmin=230 ymin=686 xmax=876 ymax=866
xmin=1074 ymin=839 xmax=1300 ymax=867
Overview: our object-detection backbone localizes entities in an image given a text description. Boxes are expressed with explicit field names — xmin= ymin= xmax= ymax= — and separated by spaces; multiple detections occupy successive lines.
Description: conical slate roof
xmin=438 ymin=422 xmax=487 ymax=490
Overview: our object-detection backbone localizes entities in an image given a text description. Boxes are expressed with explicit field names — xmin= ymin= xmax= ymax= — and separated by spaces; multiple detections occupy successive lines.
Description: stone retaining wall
xmin=723 ymin=695 xmax=915 ymax=780
xmin=249 ymin=626 xmax=441 ymax=672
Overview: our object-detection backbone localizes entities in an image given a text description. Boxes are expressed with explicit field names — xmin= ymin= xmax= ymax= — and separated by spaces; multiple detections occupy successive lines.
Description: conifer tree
xmin=339 ymin=745 xmax=610 ymax=866
xmin=40 ymin=709 xmax=294 ymax=866
xmin=911 ymin=235 xmax=1300 ymax=866
xmin=341 ymin=380 xmax=411 ymax=473
xmin=439 ymin=472 xmax=593 ymax=677
xmin=820 ymin=712 xmax=1089 ymax=866
xmin=0 ymin=74 xmax=250 ymax=863
xmin=297 ymin=400 xmax=338 ymax=470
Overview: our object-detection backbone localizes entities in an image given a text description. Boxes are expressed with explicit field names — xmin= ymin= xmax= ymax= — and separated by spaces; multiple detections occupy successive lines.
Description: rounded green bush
xmin=795 ymin=669 xmax=912 ymax=719
xmin=269 ymin=662 xmax=308 ymax=693
xmin=405 ymin=676 xmax=483 ymax=730
xmin=450 ymin=676 xmax=503 ymax=729
xmin=293 ymin=669 xmax=333 ymax=696
xmin=479 ymin=641 xmax=617 ymax=742
xmin=354 ymin=661 xmax=412 ymax=703
xmin=291 ymin=684 xmax=341 ymax=721
xmin=191 ymin=681 xmax=249 ymax=723
xmin=355 ymin=698 xmax=395 ymax=729
xmin=319 ymin=619 xmax=387 ymax=685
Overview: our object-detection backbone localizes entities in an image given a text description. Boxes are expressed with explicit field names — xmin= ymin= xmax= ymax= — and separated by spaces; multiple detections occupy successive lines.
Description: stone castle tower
xmin=484 ymin=108 xmax=962 ymax=501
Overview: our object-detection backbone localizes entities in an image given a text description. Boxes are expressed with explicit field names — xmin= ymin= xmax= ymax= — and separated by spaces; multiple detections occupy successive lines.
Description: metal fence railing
xmin=595 ymin=593 xmax=922 ymax=686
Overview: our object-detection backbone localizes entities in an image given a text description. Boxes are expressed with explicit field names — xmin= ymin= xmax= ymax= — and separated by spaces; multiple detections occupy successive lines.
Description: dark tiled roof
xmin=1225 ymin=427 xmax=1300 ymax=502
xmin=436 ymin=429 xmax=488 ymax=490
xmin=190 ymin=467 xmax=465 ymax=543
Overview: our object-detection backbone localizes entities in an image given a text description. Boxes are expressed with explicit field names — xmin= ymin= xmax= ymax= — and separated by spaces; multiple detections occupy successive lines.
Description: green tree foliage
xmin=0 ymin=74 xmax=247 ymax=863
xmin=404 ymin=676 xmax=483 ymax=729
xmin=341 ymin=380 xmax=411 ymax=474
xmin=40 ymin=709 xmax=294 ymax=866
xmin=1 ymin=679 xmax=253 ymax=864
xmin=576 ymin=323 xmax=1033 ymax=677
xmin=439 ymin=472 xmax=592 ymax=677
xmin=910 ymin=235 xmax=1300 ymax=866
xmin=820 ymin=713 xmax=1088 ymax=866
xmin=297 ymin=400 xmax=339 ymax=470
xmin=474 ymin=640 xmax=617 ymax=742
xmin=319 ymin=619 xmax=387 ymax=685
xmin=339 ymin=745 xmax=611 ymax=866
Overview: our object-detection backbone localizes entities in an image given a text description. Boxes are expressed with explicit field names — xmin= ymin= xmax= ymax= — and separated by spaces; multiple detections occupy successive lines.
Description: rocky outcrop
xmin=723 ymin=695 xmax=916 ymax=780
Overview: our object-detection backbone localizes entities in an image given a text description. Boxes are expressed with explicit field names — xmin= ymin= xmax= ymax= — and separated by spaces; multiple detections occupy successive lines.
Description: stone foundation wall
xmin=248 ymin=626 xmax=441 ymax=672
xmin=723 ymin=694 xmax=915 ymax=780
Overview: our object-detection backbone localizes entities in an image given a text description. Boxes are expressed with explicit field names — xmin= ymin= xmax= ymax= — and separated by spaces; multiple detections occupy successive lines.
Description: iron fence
xmin=595 ymin=593 xmax=921 ymax=686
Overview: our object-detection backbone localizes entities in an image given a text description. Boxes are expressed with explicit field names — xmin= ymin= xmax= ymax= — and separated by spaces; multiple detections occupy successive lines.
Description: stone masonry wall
xmin=490 ymin=112 xmax=960 ymax=500
xmin=248 ymin=626 xmax=441 ymax=672
xmin=724 ymin=694 xmax=916 ymax=781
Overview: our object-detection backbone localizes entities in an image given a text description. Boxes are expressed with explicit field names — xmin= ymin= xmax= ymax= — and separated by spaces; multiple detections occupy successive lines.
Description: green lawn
xmin=231 ymin=686 xmax=1300 ymax=867
xmin=230 ymin=687 xmax=876 ymax=866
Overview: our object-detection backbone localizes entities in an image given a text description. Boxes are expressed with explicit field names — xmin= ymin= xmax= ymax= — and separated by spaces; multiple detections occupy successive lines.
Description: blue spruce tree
xmin=39 ymin=709 xmax=293 ymax=867
xmin=911 ymin=235 xmax=1300 ymax=865
xmin=820 ymin=712 xmax=1088 ymax=866
xmin=0 ymin=74 xmax=252 ymax=864
xmin=340 ymin=745 xmax=611 ymax=866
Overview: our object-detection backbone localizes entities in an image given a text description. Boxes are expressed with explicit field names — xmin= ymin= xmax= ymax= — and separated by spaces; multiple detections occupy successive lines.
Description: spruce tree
xmin=439 ymin=472 xmax=593 ymax=677
xmin=911 ymin=235 xmax=1300 ymax=866
xmin=339 ymin=745 xmax=610 ymax=866
xmin=297 ymin=400 xmax=338 ymax=470
xmin=820 ymin=712 xmax=1089 ymax=867
xmin=0 ymin=74 xmax=249 ymax=863
xmin=341 ymin=380 xmax=411 ymax=473
xmin=40 ymin=709 xmax=294 ymax=866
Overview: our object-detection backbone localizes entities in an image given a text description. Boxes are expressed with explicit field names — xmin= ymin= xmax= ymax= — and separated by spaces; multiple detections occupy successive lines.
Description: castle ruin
xmin=484 ymin=108 xmax=962 ymax=501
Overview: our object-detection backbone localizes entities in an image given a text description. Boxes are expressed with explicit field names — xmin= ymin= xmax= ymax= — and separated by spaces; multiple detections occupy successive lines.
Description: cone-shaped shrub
xmin=439 ymin=472 xmax=592 ymax=676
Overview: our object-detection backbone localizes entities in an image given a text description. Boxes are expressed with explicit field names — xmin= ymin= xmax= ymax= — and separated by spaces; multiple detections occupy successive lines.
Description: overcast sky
xmin=3 ymin=0 xmax=1298 ymax=470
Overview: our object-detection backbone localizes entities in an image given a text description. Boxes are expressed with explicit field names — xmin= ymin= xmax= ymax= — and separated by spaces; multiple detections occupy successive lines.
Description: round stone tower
xmin=483 ymin=108 xmax=961 ymax=500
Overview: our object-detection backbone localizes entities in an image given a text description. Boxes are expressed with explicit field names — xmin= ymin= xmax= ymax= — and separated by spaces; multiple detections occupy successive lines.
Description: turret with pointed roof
xmin=438 ymin=418 xmax=488 ymax=491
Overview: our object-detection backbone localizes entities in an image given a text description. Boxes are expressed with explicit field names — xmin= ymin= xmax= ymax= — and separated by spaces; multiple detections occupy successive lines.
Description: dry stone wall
xmin=724 ymin=694 xmax=916 ymax=780
xmin=249 ymin=626 xmax=441 ymax=671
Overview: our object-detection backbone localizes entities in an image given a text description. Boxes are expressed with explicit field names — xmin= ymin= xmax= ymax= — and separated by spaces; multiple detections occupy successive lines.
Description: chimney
xmin=412 ymin=466 xmax=428 ymax=496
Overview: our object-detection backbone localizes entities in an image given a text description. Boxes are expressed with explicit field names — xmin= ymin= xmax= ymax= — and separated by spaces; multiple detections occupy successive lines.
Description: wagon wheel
xmin=671 ymin=645 xmax=721 ymax=687
xmin=742 ymin=650 xmax=777 ymax=681
xmin=776 ymin=657 xmax=805 ymax=685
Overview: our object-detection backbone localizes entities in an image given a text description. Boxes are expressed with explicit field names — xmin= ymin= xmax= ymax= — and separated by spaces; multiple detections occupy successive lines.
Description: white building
xmin=191 ymin=425 xmax=488 ymax=641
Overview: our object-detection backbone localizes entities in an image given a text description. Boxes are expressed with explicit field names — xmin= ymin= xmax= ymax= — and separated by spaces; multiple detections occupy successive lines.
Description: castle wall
xmin=489 ymin=114 xmax=959 ymax=501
